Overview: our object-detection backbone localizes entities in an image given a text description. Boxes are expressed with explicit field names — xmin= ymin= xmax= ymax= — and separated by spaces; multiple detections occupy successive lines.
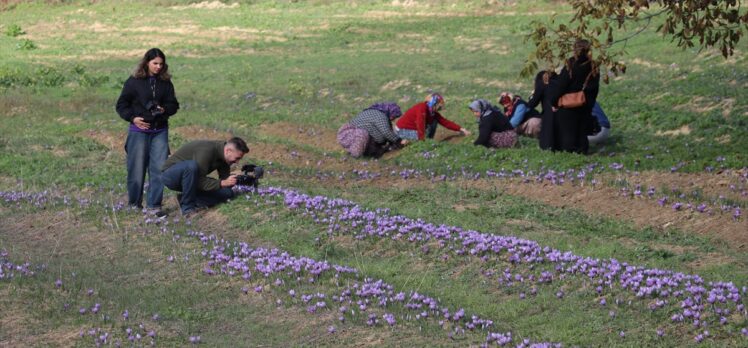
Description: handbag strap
xmin=581 ymin=70 xmax=593 ymax=90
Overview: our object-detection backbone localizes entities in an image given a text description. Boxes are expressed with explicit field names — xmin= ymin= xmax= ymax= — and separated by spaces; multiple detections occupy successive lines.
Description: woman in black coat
xmin=116 ymin=48 xmax=180 ymax=215
xmin=550 ymin=39 xmax=600 ymax=154
xmin=469 ymin=99 xmax=517 ymax=148
xmin=527 ymin=70 xmax=558 ymax=150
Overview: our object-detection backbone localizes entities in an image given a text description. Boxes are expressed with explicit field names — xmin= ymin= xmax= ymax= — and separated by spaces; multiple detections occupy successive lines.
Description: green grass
xmin=1 ymin=0 xmax=747 ymax=346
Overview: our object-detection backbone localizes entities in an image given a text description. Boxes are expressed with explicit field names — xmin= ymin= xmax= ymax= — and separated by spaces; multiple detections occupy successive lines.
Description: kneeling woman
xmin=395 ymin=93 xmax=470 ymax=141
xmin=337 ymin=102 xmax=408 ymax=158
xmin=469 ymin=99 xmax=517 ymax=148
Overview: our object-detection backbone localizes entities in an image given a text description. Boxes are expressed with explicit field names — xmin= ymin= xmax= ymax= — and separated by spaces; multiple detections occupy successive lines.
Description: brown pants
xmin=516 ymin=117 xmax=541 ymax=138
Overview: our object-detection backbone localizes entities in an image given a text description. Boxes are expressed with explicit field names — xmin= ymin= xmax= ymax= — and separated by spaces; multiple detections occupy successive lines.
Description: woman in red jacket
xmin=395 ymin=93 xmax=470 ymax=140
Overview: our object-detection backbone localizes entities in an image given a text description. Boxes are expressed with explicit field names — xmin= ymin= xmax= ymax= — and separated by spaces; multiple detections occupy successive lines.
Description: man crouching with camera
xmin=161 ymin=137 xmax=249 ymax=218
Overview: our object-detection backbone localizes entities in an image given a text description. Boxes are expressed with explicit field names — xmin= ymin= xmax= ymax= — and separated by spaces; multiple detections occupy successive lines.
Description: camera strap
xmin=149 ymin=77 xmax=157 ymax=100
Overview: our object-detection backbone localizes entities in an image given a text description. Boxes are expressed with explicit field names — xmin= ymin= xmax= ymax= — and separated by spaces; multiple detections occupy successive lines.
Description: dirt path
xmin=251 ymin=122 xmax=747 ymax=247
xmin=80 ymin=123 xmax=747 ymax=249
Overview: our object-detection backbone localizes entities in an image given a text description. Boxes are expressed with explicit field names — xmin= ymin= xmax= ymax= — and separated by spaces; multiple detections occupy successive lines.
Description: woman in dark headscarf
xmin=527 ymin=70 xmax=559 ymax=150
xmin=337 ymin=102 xmax=408 ymax=158
xmin=551 ymin=39 xmax=600 ymax=154
xmin=469 ymin=99 xmax=517 ymax=148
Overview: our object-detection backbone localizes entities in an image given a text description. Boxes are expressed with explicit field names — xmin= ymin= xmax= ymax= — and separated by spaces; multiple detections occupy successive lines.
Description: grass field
xmin=1 ymin=0 xmax=747 ymax=346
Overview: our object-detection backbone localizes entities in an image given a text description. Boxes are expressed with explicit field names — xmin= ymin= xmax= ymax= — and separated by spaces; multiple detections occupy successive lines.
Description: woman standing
xmin=116 ymin=48 xmax=180 ymax=215
xmin=527 ymin=70 xmax=559 ymax=150
xmin=395 ymin=93 xmax=471 ymax=141
xmin=551 ymin=39 xmax=599 ymax=154
xmin=469 ymin=99 xmax=517 ymax=148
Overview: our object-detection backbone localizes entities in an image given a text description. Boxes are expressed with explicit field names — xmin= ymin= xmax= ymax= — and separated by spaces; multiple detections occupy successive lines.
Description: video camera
xmin=235 ymin=164 xmax=264 ymax=190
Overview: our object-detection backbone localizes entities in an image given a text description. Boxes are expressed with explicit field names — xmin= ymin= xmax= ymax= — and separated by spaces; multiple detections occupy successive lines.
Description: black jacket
xmin=474 ymin=109 xmax=513 ymax=147
xmin=551 ymin=56 xmax=600 ymax=153
xmin=551 ymin=56 xmax=599 ymax=113
xmin=529 ymin=71 xmax=559 ymax=150
xmin=116 ymin=76 xmax=179 ymax=129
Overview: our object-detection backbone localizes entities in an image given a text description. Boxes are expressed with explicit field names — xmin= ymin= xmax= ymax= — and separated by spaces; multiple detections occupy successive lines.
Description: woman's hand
xmin=460 ymin=128 xmax=472 ymax=136
xmin=399 ymin=139 xmax=409 ymax=146
xmin=132 ymin=116 xmax=150 ymax=130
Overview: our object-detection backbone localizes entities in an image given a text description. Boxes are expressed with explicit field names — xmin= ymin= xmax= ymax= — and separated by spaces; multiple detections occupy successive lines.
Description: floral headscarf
xmin=498 ymin=92 xmax=521 ymax=117
xmin=425 ymin=93 xmax=445 ymax=115
xmin=366 ymin=102 xmax=402 ymax=119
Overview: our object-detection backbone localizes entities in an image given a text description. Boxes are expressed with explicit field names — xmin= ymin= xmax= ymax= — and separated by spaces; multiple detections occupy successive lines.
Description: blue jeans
xmin=425 ymin=120 xmax=437 ymax=139
xmin=397 ymin=121 xmax=438 ymax=140
xmin=125 ymin=129 xmax=168 ymax=209
xmin=160 ymin=160 xmax=235 ymax=214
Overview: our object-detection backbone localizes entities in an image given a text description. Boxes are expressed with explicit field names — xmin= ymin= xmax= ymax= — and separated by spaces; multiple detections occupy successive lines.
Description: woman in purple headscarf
xmin=337 ymin=102 xmax=409 ymax=158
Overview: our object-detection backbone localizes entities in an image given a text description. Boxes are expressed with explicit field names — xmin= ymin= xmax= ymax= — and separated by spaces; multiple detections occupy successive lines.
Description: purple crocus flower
xmin=657 ymin=197 xmax=668 ymax=206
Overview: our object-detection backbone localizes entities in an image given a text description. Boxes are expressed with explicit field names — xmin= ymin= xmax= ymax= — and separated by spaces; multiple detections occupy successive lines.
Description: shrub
xmin=5 ymin=24 xmax=24 ymax=37
xmin=16 ymin=39 xmax=36 ymax=50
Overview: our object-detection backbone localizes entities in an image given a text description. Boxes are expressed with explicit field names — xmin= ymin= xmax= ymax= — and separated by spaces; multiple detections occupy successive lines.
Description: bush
xmin=5 ymin=24 xmax=24 ymax=37
xmin=72 ymin=64 xmax=111 ymax=87
xmin=16 ymin=39 xmax=36 ymax=50
xmin=33 ymin=66 xmax=65 ymax=87
xmin=0 ymin=67 xmax=31 ymax=88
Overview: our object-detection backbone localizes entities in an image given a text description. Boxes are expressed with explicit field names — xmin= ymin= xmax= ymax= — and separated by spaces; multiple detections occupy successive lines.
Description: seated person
xmin=498 ymin=91 xmax=541 ymax=138
xmin=337 ymin=102 xmax=408 ymax=158
xmin=469 ymin=99 xmax=517 ymax=148
xmin=587 ymin=102 xmax=611 ymax=145
xmin=161 ymin=137 xmax=248 ymax=217
xmin=395 ymin=93 xmax=471 ymax=140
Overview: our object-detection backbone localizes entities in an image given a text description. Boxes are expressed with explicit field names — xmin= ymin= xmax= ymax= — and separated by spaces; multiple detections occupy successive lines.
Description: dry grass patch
xmin=80 ymin=129 xmax=123 ymax=152
xmin=0 ymin=290 xmax=82 ymax=347
xmin=492 ymin=179 xmax=748 ymax=248
xmin=673 ymin=96 xmax=736 ymax=118
xmin=171 ymin=1 xmax=240 ymax=10
xmin=380 ymin=79 xmax=412 ymax=91
xmin=172 ymin=125 xmax=234 ymax=142
xmin=256 ymin=121 xmax=341 ymax=152
xmin=614 ymin=169 xmax=748 ymax=203
xmin=454 ymin=36 xmax=509 ymax=55
xmin=472 ymin=78 xmax=528 ymax=93
xmin=628 ymin=58 xmax=667 ymax=70
xmin=655 ymin=125 xmax=691 ymax=137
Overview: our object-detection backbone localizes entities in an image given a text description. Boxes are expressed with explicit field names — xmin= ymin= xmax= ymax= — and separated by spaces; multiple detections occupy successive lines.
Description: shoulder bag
xmin=558 ymin=71 xmax=593 ymax=109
